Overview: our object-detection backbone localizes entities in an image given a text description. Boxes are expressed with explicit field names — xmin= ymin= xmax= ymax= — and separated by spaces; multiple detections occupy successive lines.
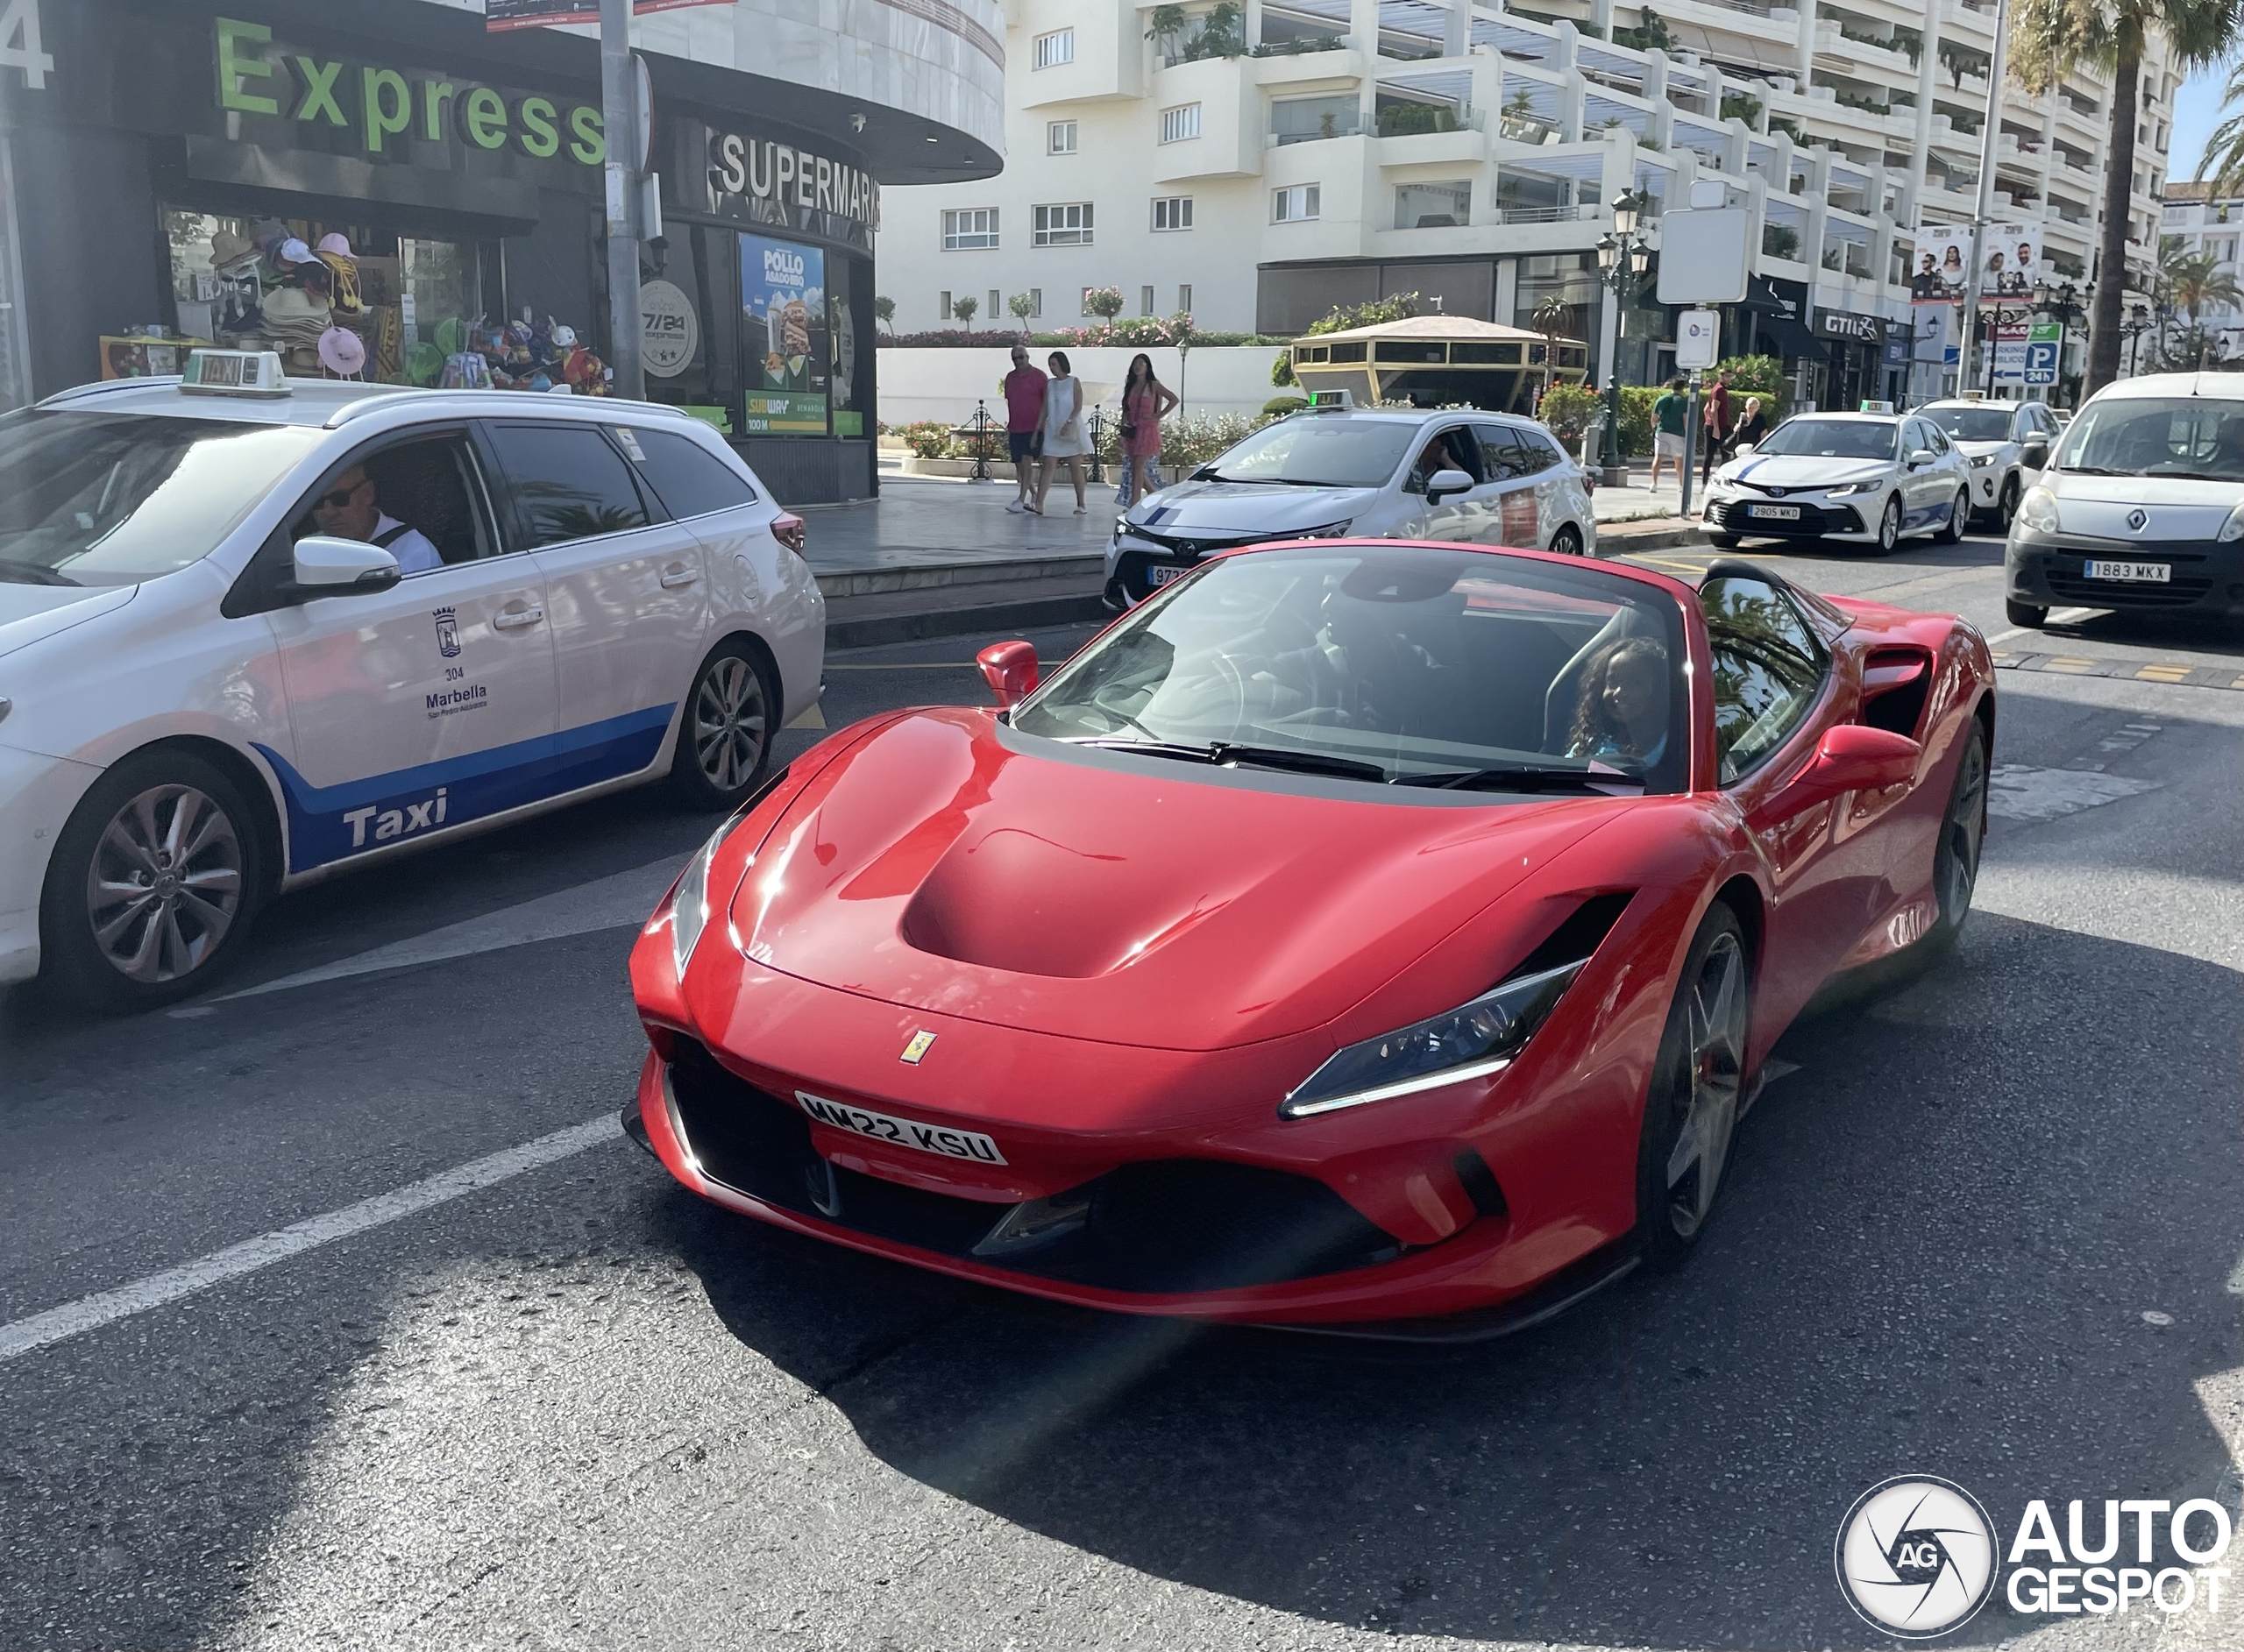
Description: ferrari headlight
xmin=668 ymin=766 xmax=790 ymax=975
xmin=2015 ymin=486 xmax=2060 ymax=535
xmin=1279 ymin=958 xmax=1583 ymax=1119
xmin=2219 ymin=501 xmax=2244 ymax=542
xmin=1969 ymin=453 xmax=1999 ymax=468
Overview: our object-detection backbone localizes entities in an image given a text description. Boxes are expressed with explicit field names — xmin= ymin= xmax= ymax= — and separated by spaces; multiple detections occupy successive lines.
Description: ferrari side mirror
xmin=977 ymin=640 xmax=1040 ymax=707
xmin=1798 ymin=723 xmax=1921 ymax=798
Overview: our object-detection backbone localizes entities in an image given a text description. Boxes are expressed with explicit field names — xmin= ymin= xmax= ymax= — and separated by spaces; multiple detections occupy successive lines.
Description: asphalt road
xmin=2 ymin=530 xmax=2239 ymax=1652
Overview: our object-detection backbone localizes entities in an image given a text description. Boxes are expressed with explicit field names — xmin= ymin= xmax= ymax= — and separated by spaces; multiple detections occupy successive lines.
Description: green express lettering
xmin=462 ymin=85 xmax=508 ymax=149
xmin=215 ymin=18 xmax=278 ymax=116
xmin=423 ymin=80 xmax=456 ymax=141
xmin=293 ymin=55 xmax=347 ymax=125
xmin=567 ymin=103 xmax=605 ymax=165
xmin=364 ymin=67 xmax=412 ymax=152
xmin=518 ymin=96 xmax=559 ymax=158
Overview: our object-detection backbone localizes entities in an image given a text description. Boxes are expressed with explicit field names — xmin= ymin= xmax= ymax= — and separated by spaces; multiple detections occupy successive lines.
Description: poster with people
xmin=1910 ymin=223 xmax=2043 ymax=302
xmin=739 ymin=232 xmax=829 ymax=435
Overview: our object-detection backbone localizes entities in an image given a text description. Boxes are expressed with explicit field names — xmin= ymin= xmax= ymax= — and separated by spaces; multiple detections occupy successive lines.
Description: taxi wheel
xmin=1988 ymin=475 xmax=2021 ymax=532
xmin=1550 ymin=524 xmax=1584 ymax=557
xmin=1935 ymin=487 xmax=1968 ymax=544
xmin=39 ymin=750 xmax=265 ymax=1013
xmin=1874 ymin=498 xmax=1902 ymax=555
xmin=671 ymin=641 xmax=777 ymax=809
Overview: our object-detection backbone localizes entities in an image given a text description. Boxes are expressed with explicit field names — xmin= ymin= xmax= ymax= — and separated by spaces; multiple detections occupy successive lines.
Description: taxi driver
xmin=309 ymin=465 xmax=441 ymax=573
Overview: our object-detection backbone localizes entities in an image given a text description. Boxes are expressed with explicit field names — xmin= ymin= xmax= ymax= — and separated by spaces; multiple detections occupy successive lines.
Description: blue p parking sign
xmin=2024 ymin=340 xmax=2058 ymax=386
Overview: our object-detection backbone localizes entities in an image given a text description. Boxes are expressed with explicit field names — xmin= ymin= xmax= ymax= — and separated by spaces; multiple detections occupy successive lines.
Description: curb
xmin=827 ymin=590 xmax=1111 ymax=649
xmin=815 ymin=553 xmax=1104 ymax=600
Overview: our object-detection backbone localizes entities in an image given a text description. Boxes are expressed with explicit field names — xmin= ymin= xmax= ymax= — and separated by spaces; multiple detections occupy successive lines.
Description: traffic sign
xmin=2023 ymin=322 xmax=2061 ymax=386
xmin=1677 ymin=309 xmax=1721 ymax=369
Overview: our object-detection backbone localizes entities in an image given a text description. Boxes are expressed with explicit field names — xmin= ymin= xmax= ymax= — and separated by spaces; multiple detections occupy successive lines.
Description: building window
xmin=941 ymin=209 xmax=999 ymax=251
xmin=988 ymin=288 xmax=1002 ymax=323
xmin=1395 ymin=181 xmax=1470 ymax=230
xmin=938 ymin=290 xmax=951 ymax=323
xmin=1160 ymin=103 xmax=1203 ymax=144
xmin=1272 ymin=184 xmax=1321 ymax=223
xmin=1033 ymin=29 xmax=1074 ymax=68
xmin=1048 ymin=120 xmax=1077 ymax=155
xmin=1140 ymin=285 xmax=1155 ymax=315
xmin=1033 ymin=202 xmax=1094 ymax=246
xmin=1179 ymin=284 xmax=1192 ymax=312
xmin=1029 ymin=287 xmax=1043 ymax=317
xmin=1152 ymin=195 xmax=1195 ymax=230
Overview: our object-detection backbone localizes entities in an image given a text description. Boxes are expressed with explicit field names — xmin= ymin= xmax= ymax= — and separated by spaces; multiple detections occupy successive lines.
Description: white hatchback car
xmin=0 ymin=354 xmax=824 ymax=1010
xmin=1104 ymin=406 xmax=1596 ymax=607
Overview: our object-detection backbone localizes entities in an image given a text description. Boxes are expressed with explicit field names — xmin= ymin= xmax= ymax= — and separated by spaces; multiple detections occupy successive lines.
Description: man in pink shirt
xmin=1001 ymin=347 xmax=1047 ymax=513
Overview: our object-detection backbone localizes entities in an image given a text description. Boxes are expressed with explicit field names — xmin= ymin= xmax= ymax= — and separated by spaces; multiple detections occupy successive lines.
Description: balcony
xmin=1271 ymin=94 xmax=1363 ymax=145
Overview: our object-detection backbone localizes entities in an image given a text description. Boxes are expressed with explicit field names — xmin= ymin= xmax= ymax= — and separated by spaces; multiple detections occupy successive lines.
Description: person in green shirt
xmin=1650 ymin=377 xmax=1688 ymax=491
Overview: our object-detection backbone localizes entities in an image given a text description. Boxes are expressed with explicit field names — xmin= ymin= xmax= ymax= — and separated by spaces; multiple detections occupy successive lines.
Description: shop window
xmin=616 ymin=427 xmax=758 ymax=521
xmin=1161 ymin=103 xmax=1203 ymax=144
xmin=1153 ymin=196 xmax=1194 ymax=231
xmin=483 ymin=423 xmax=657 ymax=551
xmin=941 ymin=209 xmax=999 ymax=251
xmin=1033 ymin=203 xmax=1094 ymax=246
xmin=1273 ymin=185 xmax=1321 ymax=223
xmin=1048 ymin=121 xmax=1078 ymax=154
xmin=1033 ymin=29 xmax=1074 ymax=68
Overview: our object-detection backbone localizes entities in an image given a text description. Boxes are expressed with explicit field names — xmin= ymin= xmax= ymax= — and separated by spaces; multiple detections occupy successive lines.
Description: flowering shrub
xmin=891 ymin=420 xmax=955 ymax=459
xmin=1081 ymin=285 xmax=1126 ymax=323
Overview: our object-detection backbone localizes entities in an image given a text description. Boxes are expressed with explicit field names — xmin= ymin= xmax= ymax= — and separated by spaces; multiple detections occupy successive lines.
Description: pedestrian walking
xmin=1701 ymin=369 xmax=1734 ymax=483
xmin=1119 ymin=352 xmax=1179 ymax=508
xmin=1034 ymin=351 xmax=1090 ymax=515
xmin=1000 ymin=345 xmax=1047 ymax=514
xmin=1650 ymin=378 xmax=1687 ymax=492
xmin=1732 ymin=395 xmax=1772 ymax=451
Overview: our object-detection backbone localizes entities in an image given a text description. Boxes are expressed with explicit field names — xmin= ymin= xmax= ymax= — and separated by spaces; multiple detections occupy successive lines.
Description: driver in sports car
xmin=1563 ymin=636 xmax=1670 ymax=769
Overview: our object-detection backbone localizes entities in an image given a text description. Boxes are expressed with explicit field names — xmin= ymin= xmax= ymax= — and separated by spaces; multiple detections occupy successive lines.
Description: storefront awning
xmin=1757 ymin=308 xmax=1829 ymax=364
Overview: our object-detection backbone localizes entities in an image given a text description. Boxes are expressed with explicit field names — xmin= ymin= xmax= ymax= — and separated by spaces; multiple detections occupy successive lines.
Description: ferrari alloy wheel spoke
xmin=85 ymin=783 xmax=243 ymax=984
xmin=1666 ymin=933 xmax=1745 ymax=1238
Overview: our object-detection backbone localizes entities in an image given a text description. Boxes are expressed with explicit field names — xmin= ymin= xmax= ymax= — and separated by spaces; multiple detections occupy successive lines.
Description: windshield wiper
xmin=2058 ymin=464 xmax=2126 ymax=476
xmin=0 ymin=559 xmax=79 ymax=586
xmin=1188 ymin=469 xmax=1335 ymax=487
xmin=1068 ymin=737 xmax=1391 ymax=783
xmin=2148 ymin=470 xmax=2242 ymax=483
xmin=1395 ymin=765 xmax=1645 ymax=795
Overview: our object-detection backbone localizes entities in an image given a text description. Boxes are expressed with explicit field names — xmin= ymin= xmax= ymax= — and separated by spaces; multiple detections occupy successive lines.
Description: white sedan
xmin=1702 ymin=411 xmax=1974 ymax=554
xmin=0 ymin=351 xmax=824 ymax=1010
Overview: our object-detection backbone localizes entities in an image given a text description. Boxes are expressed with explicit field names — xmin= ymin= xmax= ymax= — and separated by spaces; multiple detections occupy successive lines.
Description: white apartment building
xmin=2158 ymin=181 xmax=2244 ymax=366
xmin=883 ymin=0 xmax=2177 ymax=407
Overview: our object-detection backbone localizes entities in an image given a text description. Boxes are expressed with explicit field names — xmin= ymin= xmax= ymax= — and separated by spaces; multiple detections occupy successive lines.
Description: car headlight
xmin=2220 ymin=501 xmax=2244 ymax=542
xmin=2015 ymin=486 xmax=2060 ymax=535
xmin=1279 ymin=957 xmax=1583 ymax=1119
xmin=1826 ymin=479 xmax=1883 ymax=496
xmin=1968 ymin=454 xmax=1998 ymax=468
xmin=667 ymin=766 xmax=790 ymax=975
xmin=1295 ymin=520 xmax=1353 ymax=538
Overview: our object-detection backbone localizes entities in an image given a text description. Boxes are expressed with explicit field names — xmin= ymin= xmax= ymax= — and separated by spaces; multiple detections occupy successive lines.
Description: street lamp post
xmin=2033 ymin=278 xmax=2084 ymax=406
xmin=2121 ymin=301 xmax=2155 ymax=378
xmin=1594 ymin=190 xmax=1652 ymax=488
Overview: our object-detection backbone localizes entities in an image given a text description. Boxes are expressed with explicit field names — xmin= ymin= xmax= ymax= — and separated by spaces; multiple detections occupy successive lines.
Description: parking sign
xmin=2023 ymin=322 xmax=2061 ymax=386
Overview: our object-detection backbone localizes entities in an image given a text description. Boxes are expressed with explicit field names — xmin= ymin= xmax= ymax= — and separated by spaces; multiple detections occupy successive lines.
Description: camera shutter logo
xmin=1835 ymin=1476 xmax=1999 ymax=1637
xmin=432 ymin=607 xmax=461 ymax=659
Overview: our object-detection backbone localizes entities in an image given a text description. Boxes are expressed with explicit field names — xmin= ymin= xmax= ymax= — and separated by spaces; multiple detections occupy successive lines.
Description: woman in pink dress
xmin=1119 ymin=353 xmax=1181 ymax=505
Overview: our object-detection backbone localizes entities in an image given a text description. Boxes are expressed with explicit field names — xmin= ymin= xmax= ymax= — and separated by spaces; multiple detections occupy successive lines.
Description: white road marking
xmin=1986 ymin=763 xmax=2161 ymax=824
xmin=219 ymin=854 xmax=686 ymax=1001
xmin=0 ymin=1116 xmax=620 ymax=1364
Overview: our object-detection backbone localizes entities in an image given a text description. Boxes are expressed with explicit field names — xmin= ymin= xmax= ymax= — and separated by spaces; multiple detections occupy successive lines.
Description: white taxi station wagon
xmin=0 ymin=351 xmax=825 ymax=1010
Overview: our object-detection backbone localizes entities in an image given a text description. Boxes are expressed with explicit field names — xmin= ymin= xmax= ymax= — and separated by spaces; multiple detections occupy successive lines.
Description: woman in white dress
xmin=1033 ymin=350 xmax=1090 ymax=515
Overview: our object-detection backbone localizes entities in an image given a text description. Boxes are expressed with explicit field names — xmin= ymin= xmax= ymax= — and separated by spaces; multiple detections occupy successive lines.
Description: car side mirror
xmin=1791 ymin=723 xmax=1921 ymax=803
xmin=2021 ymin=437 xmax=2049 ymax=467
xmin=1907 ymin=448 xmax=1937 ymax=469
xmin=289 ymin=535 xmax=400 ymax=594
xmin=977 ymin=640 xmax=1040 ymax=707
xmin=1426 ymin=467 xmax=1475 ymax=502
xmin=1731 ymin=442 xmax=1756 ymax=458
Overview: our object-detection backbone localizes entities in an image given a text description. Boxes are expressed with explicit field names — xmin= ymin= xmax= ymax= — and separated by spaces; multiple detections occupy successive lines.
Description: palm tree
xmin=2198 ymin=57 xmax=2244 ymax=193
xmin=2008 ymin=0 xmax=2241 ymax=394
xmin=2164 ymin=246 xmax=2242 ymax=365
xmin=1533 ymin=294 xmax=1569 ymax=398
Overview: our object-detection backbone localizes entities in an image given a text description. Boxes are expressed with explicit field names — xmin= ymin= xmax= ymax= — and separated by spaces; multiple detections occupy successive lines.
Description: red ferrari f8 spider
xmin=626 ymin=542 xmax=1993 ymax=1336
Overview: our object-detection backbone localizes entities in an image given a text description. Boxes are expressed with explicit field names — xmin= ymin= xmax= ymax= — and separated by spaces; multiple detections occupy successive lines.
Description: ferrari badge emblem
xmin=900 ymin=1030 xmax=936 ymax=1065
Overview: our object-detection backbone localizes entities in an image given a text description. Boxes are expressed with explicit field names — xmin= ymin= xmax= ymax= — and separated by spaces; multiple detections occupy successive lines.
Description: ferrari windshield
xmin=2053 ymin=395 xmax=2244 ymax=480
xmin=1195 ymin=416 xmax=1421 ymax=489
xmin=1754 ymin=418 xmax=1898 ymax=461
xmin=0 ymin=409 xmax=321 ymax=587
xmin=1013 ymin=545 xmax=1692 ymax=796
xmin=1925 ymin=407 xmax=2013 ymax=443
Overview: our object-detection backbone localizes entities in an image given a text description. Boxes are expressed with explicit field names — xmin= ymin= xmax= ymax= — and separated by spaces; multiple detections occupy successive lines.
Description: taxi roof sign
xmin=1305 ymin=389 xmax=1355 ymax=410
xmin=1857 ymin=399 xmax=1895 ymax=415
xmin=181 ymin=349 xmax=291 ymax=398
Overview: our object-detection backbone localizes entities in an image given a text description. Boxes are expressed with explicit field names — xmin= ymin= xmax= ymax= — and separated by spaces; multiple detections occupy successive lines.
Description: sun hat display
xmin=275 ymin=238 xmax=314 ymax=266
xmin=316 ymin=325 xmax=366 ymax=376
xmin=315 ymin=232 xmax=354 ymax=259
xmin=209 ymin=230 xmax=254 ymax=267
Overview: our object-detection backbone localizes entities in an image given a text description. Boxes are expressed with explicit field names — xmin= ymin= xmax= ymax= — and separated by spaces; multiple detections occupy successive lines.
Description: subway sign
xmin=214 ymin=16 xmax=605 ymax=167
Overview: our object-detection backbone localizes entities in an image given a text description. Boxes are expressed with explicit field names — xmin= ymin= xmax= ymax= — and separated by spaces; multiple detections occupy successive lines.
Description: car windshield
xmin=1012 ymin=545 xmax=1692 ymax=796
xmin=0 ymin=408 xmax=322 ymax=587
xmin=2052 ymin=395 xmax=2244 ymax=480
xmin=1194 ymin=417 xmax=1420 ymax=489
xmin=1754 ymin=418 xmax=1898 ymax=461
xmin=1926 ymin=407 xmax=2013 ymax=443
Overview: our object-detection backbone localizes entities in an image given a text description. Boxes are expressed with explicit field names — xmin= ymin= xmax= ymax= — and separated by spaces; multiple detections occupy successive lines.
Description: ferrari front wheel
xmin=1925 ymin=720 xmax=1989 ymax=954
xmin=1636 ymin=904 xmax=1751 ymax=1265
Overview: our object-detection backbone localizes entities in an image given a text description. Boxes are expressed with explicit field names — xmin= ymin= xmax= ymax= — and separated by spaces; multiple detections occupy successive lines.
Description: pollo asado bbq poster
xmin=740 ymin=233 xmax=829 ymax=434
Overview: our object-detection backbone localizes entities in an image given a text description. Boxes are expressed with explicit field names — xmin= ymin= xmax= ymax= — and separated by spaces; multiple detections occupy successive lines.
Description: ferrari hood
xmin=725 ymin=709 xmax=1623 ymax=1052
